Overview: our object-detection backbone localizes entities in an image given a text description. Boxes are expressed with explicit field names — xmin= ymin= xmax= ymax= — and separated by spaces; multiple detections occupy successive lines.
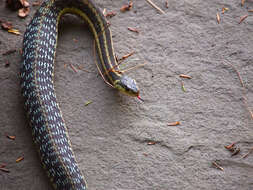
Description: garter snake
xmin=20 ymin=0 xmax=141 ymax=189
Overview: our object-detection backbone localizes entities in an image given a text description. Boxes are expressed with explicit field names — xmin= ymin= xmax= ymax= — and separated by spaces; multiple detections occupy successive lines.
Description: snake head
xmin=114 ymin=75 xmax=140 ymax=98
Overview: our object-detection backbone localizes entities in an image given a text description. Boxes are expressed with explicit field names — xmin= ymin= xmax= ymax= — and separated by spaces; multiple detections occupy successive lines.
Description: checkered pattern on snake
xmin=20 ymin=0 xmax=141 ymax=189
xmin=20 ymin=0 xmax=97 ymax=189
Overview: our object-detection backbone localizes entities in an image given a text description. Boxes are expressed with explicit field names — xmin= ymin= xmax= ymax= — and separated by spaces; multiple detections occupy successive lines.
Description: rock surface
xmin=0 ymin=0 xmax=253 ymax=189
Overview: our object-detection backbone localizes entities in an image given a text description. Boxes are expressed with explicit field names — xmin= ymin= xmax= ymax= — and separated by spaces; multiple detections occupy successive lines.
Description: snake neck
xmin=54 ymin=0 xmax=122 ymax=83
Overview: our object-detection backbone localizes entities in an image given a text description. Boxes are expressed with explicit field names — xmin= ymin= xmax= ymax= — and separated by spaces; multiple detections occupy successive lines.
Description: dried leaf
xmin=84 ymin=101 xmax=92 ymax=106
xmin=77 ymin=65 xmax=93 ymax=73
xmin=222 ymin=7 xmax=229 ymax=14
xmin=70 ymin=64 xmax=77 ymax=73
xmin=8 ymin=29 xmax=21 ymax=35
xmin=168 ymin=121 xmax=180 ymax=126
xmin=241 ymin=0 xmax=245 ymax=6
xmin=146 ymin=0 xmax=165 ymax=14
xmin=224 ymin=142 xmax=235 ymax=150
xmin=216 ymin=12 xmax=220 ymax=24
xmin=242 ymin=147 xmax=253 ymax=158
xmin=147 ymin=141 xmax=156 ymax=145
xmin=119 ymin=52 xmax=135 ymax=61
xmin=165 ymin=0 xmax=168 ymax=8
xmin=1 ymin=21 xmax=13 ymax=30
xmin=127 ymin=27 xmax=139 ymax=33
xmin=6 ymin=135 xmax=16 ymax=140
xmin=179 ymin=74 xmax=192 ymax=79
xmin=16 ymin=156 xmax=24 ymax=163
xmin=239 ymin=15 xmax=248 ymax=24
xmin=120 ymin=1 xmax=133 ymax=12
xmin=18 ymin=7 xmax=30 ymax=18
xmin=105 ymin=11 xmax=117 ymax=18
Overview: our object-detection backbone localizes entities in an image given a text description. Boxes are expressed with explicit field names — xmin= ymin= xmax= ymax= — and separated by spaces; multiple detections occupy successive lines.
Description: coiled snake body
xmin=20 ymin=0 xmax=140 ymax=189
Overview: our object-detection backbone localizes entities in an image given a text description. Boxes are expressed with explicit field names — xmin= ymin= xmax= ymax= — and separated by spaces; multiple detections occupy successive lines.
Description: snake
xmin=20 ymin=0 xmax=141 ymax=189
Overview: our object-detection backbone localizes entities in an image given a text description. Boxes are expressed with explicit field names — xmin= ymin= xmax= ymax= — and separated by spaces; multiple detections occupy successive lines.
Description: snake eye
xmin=118 ymin=76 xmax=139 ymax=96
xmin=125 ymin=86 xmax=130 ymax=92
xmin=114 ymin=76 xmax=139 ymax=97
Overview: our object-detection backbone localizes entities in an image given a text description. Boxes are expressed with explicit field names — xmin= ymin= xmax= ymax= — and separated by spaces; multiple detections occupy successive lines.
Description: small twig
xmin=0 ymin=168 xmax=10 ymax=173
xmin=222 ymin=7 xmax=229 ymax=14
xmin=118 ymin=62 xmax=147 ymax=73
xmin=181 ymin=81 xmax=186 ymax=92
xmin=146 ymin=0 xmax=165 ymax=14
xmin=104 ymin=61 xmax=122 ymax=75
xmin=212 ymin=161 xmax=224 ymax=171
xmin=6 ymin=135 xmax=16 ymax=140
xmin=179 ymin=74 xmax=192 ymax=79
xmin=147 ymin=141 xmax=156 ymax=145
xmin=239 ymin=15 xmax=248 ymax=24
xmin=221 ymin=62 xmax=244 ymax=87
xmin=241 ymin=0 xmax=245 ymax=6
xmin=165 ymin=0 xmax=169 ymax=8
xmin=105 ymin=11 xmax=117 ymax=18
xmin=77 ymin=65 xmax=95 ymax=73
xmin=221 ymin=62 xmax=252 ymax=120
xmin=104 ymin=52 xmax=135 ymax=75
xmin=120 ymin=1 xmax=133 ymax=12
xmin=118 ymin=51 xmax=135 ymax=62
xmin=168 ymin=121 xmax=180 ymax=126
xmin=216 ymin=13 xmax=220 ymax=24
xmin=16 ymin=156 xmax=24 ymax=163
xmin=243 ymin=97 xmax=253 ymax=120
xmin=69 ymin=64 xmax=78 ymax=73
xmin=242 ymin=147 xmax=253 ymax=158
xmin=224 ymin=142 xmax=235 ymax=150
xmin=128 ymin=27 xmax=139 ymax=34
xmin=84 ymin=101 xmax=93 ymax=106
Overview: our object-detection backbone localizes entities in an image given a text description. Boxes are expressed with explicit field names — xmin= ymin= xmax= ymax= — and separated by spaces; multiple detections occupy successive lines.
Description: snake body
xmin=20 ymin=0 xmax=140 ymax=189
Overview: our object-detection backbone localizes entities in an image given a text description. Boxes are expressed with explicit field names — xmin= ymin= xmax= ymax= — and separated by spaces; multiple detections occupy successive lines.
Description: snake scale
xmin=20 ymin=0 xmax=141 ymax=189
